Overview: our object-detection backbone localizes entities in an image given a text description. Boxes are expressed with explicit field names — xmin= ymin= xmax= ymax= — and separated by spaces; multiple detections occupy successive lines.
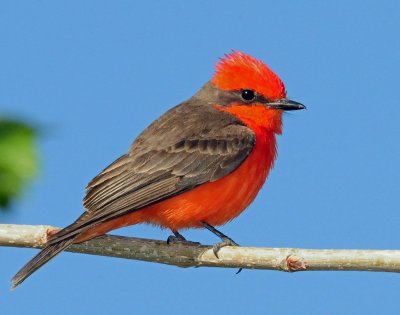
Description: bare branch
xmin=1 ymin=224 xmax=400 ymax=273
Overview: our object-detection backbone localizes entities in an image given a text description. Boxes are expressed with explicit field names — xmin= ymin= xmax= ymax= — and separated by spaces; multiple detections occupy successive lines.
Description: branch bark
xmin=1 ymin=224 xmax=400 ymax=273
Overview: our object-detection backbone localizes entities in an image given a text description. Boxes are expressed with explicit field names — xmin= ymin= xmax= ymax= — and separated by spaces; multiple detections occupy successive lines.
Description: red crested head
xmin=212 ymin=51 xmax=286 ymax=101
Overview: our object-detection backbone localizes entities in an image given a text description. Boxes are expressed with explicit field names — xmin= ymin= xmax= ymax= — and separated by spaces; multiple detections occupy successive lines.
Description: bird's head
xmin=195 ymin=51 xmax=304 ymax=134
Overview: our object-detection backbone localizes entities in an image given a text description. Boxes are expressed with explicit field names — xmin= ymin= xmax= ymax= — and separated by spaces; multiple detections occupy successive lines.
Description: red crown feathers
xmin=212 ymin=51 xmax=286 ymax=101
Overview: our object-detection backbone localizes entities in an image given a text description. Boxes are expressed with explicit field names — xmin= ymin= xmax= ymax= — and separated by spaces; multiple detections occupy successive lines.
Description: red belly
xmin=76 ymin=130 xmax=276 ymax=242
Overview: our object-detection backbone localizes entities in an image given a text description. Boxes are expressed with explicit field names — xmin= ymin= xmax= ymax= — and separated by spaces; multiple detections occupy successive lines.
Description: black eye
xmin=241 ymin=89 xmax=255 ymax=101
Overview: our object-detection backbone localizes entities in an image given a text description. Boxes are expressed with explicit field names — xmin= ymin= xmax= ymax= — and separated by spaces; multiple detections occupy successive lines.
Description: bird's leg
xmin=200 ymin=221 xmax=239 ymax=258
xmin=167 ymin=230 xmax=200 ymax=245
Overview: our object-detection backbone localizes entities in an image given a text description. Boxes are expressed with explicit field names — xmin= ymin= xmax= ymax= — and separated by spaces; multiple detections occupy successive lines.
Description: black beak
xmin=267 ymin=99 xmax=306 ymax=111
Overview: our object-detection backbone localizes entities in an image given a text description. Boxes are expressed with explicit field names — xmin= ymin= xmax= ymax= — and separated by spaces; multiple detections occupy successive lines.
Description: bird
xmin=12 ymin=51 xmax=305 ymax=288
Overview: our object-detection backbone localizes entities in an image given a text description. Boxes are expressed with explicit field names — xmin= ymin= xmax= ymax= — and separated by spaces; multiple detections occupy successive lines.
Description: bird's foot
xmin=212 ymin=236 xmax=239 ymax=258
xmin=211 ymin=233 xmax=242 ymax=274
xmin=167 ymin=231 xmax=200 ymax=245
xmin=200 ymin=221 xmax=240 ymax=258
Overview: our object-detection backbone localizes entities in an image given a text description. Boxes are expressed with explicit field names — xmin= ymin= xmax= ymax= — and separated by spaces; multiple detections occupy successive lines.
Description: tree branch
xmin=1 ymin=224 xmax=400 ymax=273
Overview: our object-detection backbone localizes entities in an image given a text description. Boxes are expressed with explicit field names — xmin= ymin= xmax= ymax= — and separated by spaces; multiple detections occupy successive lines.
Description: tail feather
xmin=11 ymin=237 xmax=76 ymax=289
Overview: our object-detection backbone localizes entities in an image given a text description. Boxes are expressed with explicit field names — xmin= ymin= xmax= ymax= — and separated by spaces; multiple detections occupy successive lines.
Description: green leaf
xmin=0 ymin=119 xmax=38 ymax=209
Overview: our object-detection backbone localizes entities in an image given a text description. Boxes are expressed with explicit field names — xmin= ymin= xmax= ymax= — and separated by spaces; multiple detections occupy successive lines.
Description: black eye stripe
xmin=256 ymin=94 xmax=269 ymax=103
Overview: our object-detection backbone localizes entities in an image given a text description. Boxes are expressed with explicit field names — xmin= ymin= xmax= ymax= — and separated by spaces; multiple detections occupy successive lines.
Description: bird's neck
xmin=214 ymin=104 xmax=280 ymax=171
xmin=214 ymin=104 xmax=283 ymax=135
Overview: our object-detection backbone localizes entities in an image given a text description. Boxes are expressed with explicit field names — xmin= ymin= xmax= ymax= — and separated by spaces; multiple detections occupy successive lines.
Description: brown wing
xmin=49 ymin=100 xmax=255 ymax=243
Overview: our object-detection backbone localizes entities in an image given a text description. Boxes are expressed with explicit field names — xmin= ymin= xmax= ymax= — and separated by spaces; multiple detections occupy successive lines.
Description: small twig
xmin=1 ymin=224 xmax=400 ymax=273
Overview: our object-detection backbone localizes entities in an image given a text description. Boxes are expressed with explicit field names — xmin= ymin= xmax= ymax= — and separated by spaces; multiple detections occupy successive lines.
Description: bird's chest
xmin=194 ymin=130 xmax=277 ymax=226
xmin=165 ymin=130 xmax=276 ymax=228
xmin=216 ymin=130 xmax=277 ymax=214
xmin=140 ymin=129 xmax=277 ymax=230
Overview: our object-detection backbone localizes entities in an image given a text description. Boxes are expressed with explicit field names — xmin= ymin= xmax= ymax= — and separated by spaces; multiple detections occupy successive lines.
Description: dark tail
xmin=11 ymin=237 xmax=76 ymax=289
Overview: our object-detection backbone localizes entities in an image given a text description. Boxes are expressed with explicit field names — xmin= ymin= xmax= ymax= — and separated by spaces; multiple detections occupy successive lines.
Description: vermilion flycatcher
xmin=12 ymin=51 xmax=305 ymax=288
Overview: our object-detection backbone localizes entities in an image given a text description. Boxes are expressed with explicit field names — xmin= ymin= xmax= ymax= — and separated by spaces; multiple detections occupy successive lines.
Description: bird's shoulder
xmin=130 ymin=98 xmax=250 ymax=152
xmin=83 ymin=99 xmax=255 ymax=213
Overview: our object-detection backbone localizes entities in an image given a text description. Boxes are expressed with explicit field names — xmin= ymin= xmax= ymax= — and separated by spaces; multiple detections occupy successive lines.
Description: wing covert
xmin=51 ymin=101 xmax=256 ymax=242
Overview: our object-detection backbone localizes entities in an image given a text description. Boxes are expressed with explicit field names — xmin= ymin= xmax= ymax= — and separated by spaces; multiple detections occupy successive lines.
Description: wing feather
xmin=49 ymin=102 xmax=256 ymax=243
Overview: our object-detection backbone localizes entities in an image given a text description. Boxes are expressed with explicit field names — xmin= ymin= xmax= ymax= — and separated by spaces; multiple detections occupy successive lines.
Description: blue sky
xmin=1 ymin=1 xmax=400 ymax=314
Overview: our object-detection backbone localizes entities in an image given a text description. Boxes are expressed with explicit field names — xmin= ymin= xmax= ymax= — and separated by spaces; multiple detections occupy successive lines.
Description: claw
xmin=200 ymin=221 xmax=240 ymax=260
xmin=198 ymin=221 xmax=243 ymax=274
xmin=212 ymin=236 xmax=239 ymax=258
